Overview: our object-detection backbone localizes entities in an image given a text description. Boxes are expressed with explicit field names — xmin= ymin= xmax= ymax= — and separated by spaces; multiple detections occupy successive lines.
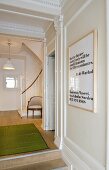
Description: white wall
xmin=23 ymin=40 xmax=43 ymax=62
xmin=0 ymin=58 xmax=25 ymax=111
xmin=25 ymin=52 xmax=42 ymax=107
xmin=46 ymin=23 xmax=55 ymax=49
xmin=61 ymin=0 xmax=106 ymax=169
xmin=0 ymin=50 xmax=42 ymax=112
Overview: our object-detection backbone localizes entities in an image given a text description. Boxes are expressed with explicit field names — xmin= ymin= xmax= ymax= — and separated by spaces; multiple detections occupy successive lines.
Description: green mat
xmin=0 ymin=124 xmax=48 ymax=156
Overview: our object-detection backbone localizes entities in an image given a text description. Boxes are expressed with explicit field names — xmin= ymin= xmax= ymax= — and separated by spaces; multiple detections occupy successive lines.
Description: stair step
xmin=8 ymin=159 xmax=67 ymax=170
xmin=0 ymin=149 xmax=62 ymax=170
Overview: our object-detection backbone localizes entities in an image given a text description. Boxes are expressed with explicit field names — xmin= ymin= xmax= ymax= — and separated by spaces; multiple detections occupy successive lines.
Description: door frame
xmin=106 ymin=1 xmax=109 ymax=169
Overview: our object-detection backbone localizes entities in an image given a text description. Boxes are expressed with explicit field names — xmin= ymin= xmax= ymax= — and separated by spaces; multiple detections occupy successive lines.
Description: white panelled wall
xmin=46 ymin=0 xmax=106 ymax=170
xmin=62 ymin=0 xmax=106 ymax=169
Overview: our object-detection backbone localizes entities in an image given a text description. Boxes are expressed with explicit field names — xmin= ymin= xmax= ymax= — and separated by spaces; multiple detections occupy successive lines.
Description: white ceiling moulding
xmin=0 ymin=9 xmax=54 ymax=22
xmin=31 ymin=0 xmax=60 ymax=8
xmin=0 ymin=0 xmax=61 ymax=16
xmin=0 ymin=34 xmax=43 ymax=43
xmin=0 ymin=21 xmax=45 ymax=39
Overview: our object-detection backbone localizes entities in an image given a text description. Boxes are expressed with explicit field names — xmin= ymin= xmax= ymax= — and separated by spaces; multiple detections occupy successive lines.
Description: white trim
xmin=54 ymin=136 xmax=62 ymax=149
xmin=63 ymin=25 xmax=67 ymax=137
xmin=44 ymin=40 xmax=55 ymax=131
xmin=45 ymin=41 xmax=55 ymax=131
xmin=42 ymin=40 xmax=47 ymax=130
xmin=63 ymin=137 xmax=105 ymax=170
xmin=106 ymin=0 xmax=109 ymax=169
xmin=54 ymin=15 xmax=64 ymax=150
xmin=55 ymin=36 xmax=57 ymax=139
xmin=55 ymin=34 xmax=59 ymax=138
xmin=0 ymin=9 xmax=54 ymax=21
xmin=60 ymin=17 xmax=64 ymax=149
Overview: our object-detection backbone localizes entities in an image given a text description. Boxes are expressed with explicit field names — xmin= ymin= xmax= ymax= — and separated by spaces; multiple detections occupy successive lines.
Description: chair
xmin=27 ymin=96 xmax=42 ymax=118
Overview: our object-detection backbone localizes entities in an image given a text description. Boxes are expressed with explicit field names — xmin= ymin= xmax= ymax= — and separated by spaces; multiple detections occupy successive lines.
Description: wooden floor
xmin=0 ymin=111 xmax=67 ymax=170
xmin=0 ymin=110 xmax=57 ymax=154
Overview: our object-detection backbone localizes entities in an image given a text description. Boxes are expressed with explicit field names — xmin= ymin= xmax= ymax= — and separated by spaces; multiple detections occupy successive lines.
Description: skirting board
xmin=62 ymin=137 xmax=105 ymax=170
xmin=54 ymin=136 xmax=61 ymax=149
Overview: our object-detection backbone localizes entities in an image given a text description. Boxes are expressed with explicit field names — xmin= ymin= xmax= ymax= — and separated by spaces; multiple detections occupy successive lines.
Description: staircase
xmin=0 ymin=150 xmax=67 ymax=170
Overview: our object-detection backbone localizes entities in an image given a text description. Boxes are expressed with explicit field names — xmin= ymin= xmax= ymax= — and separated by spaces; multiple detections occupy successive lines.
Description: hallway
xmin=0 ymin=0 xmax=107 ymax=169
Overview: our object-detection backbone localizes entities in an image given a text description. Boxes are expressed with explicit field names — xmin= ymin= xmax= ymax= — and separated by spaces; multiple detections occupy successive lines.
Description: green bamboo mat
xmin=0 ymin=124 xmax=48 ymax=156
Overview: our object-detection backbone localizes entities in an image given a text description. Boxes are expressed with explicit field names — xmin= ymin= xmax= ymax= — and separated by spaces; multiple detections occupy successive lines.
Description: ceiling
xmin=0 ymin=0 xmax=66 ymax=59
xmin=0 ymin=35 xmax=44 ymax=64
xmin=0 ymin=0 xmax=67 ymax=38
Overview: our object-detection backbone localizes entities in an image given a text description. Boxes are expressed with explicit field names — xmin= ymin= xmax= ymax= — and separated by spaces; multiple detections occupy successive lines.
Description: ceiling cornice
xmin=31 ymin=0 xmax=60 ymax=8
xmin=0 ymin=0 xmax=69 ymax=39
xmin=0 ymin=0 xmax=61 ymax=16
xmin=30 ymin=0 xmax=69 ymax=8
xmin=0 ymin=9 xmax=54 ymax=21
xmin=0 ymin=21 xmax=45 ymax=39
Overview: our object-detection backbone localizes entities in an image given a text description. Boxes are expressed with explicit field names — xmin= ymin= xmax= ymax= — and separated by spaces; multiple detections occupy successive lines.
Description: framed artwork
xmin=68 ymin=31 xmax=97 ymax=112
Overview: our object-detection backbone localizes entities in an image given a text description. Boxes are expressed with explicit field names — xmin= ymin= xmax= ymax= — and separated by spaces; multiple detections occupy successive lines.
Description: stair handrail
xmin=21 ymin=69 xmax=43 ymax=94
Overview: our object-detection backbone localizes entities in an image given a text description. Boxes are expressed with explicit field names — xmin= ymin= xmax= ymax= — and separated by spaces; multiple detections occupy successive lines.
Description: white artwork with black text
xmin=69 ymin=32 xmax=94 ymax=111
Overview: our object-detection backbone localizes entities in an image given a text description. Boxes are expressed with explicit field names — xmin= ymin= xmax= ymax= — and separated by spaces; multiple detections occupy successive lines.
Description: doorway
xmin=0 ymin=34 xmax=57 ymax=159
xmin=46 ymin=51 xmax=55 ymax=130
